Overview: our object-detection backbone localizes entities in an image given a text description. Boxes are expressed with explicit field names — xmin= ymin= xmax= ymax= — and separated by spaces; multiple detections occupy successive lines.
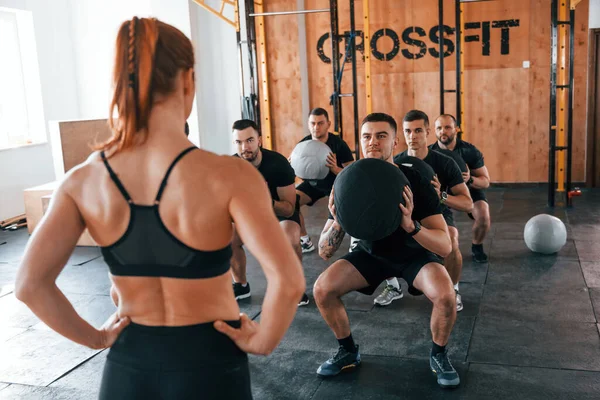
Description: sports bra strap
xmin=101 ymin=151 xmax=133 ymax=203
xmin=155 ymin=146 xmax=198 ymax=202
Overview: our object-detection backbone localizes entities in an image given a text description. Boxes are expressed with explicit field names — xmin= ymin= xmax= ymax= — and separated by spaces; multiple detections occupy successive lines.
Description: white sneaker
xmin=456 ymin=290 xmax=463 ymax=312
xmin=349 ymin=237 xmax=359 ymax=252
xmin=301 ymin=239 xmax=315 ymax=253
xmin=373 ymin=285 xmax=403 ymax=306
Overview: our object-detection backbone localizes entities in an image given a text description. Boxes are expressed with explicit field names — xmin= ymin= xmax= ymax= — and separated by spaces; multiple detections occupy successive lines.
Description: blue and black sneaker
xmin=317 ymin=345 xmax=361 ymax=377
xmin=430 ymin=349 xmax=460 ymax=389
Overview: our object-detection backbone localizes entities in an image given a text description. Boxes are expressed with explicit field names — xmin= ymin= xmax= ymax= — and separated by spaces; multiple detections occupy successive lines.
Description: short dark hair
xmin=403 ymin=110 xmax=430 ymax=127
xmin=309 ymin=107 xmax=329 ymax=121
xmin=436 ymin=114 xmax=457 ymax=127
xmin=360 ymin=112 xmax=397 ymax=135
xmin=184 ymin=122 xmax=189 ymax=137
xmin=232 ymin=119 xmax=261 ymax=136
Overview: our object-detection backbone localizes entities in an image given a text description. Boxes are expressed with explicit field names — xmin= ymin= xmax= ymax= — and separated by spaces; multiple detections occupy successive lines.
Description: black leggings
xmin=99 ymin=320 xmax=252 ymax=400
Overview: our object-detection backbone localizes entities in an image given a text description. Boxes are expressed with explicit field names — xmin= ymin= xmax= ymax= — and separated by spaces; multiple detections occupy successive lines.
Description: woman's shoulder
xmin=187 ymin=149 xmax=265 ymax=186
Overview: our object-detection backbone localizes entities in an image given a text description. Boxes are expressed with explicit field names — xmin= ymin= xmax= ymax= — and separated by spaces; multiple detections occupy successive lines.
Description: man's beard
xmin=241 ymin=150 xmax=258 ymax=162
xmin=439 ymin=134 xmax=455 ymax=145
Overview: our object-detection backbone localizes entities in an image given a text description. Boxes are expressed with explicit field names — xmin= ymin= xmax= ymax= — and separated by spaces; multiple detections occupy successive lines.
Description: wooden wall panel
xmin=572 ymin=0 xmax=589 ymax=183
xmin=305 ymin=0 xmax=337 ymax=149
xmin=261 ymin=0 xmax=304 ymax=152
xmin=527 ymin=0 xmax=551 ymax=182
xmin=464 ymin=68 xmax=531 ymax=182
xmin=260 ymin=0 xmax=590 ymax=182
xmin=528 ymin=65 xmax=550 ymax=182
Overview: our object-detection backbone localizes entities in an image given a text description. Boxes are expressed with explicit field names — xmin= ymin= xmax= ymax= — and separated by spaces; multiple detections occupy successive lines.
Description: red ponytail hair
xmin=100 ymin=17 xmax=194 ymax=154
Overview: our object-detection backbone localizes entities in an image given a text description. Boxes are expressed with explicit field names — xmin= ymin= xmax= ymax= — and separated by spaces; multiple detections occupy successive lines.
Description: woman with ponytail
xmin=15 ymin=17 xmax=305 ymax=399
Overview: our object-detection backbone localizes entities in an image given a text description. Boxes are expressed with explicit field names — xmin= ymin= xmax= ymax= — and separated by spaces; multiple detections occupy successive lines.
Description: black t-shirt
xmin=393 ymin=154 xmax=435 ymax=181
xmin=329 ymin=162 xmax=442 ymax=262
xmin=430 ymin=139 xmax=485 ymax=170
xmin=433 ymin=148 xmax=468 ymax=173
xmin=233 ymin=148 xmax=296 ymax=201
xmin=299 ymin=133 xmax=354 ymax=192
xmin=396 ymin=150 xmax=463 ymax=194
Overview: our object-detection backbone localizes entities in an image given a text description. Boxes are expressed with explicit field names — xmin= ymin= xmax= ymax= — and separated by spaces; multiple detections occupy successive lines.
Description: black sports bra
xmin=99 ymin=147 xmax=232 ymax=279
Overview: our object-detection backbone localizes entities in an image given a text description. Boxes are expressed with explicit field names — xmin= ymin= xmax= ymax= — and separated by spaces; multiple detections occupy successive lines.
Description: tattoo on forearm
xmin=319 ymin=225 xmax=345 ymax=258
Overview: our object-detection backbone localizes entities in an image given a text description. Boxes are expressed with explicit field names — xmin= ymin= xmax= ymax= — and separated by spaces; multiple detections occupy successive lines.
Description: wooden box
xmin=24 ymin=183 xmax=97 ymax=247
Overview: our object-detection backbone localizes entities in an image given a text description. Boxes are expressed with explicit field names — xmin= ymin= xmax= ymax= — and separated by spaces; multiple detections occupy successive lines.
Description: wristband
xmin=408 ymin=220 xmax=421 ymax=236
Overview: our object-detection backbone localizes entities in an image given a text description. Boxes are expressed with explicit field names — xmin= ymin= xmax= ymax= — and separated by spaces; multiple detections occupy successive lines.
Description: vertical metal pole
xmin=363 ymin=0 xmax=372 ymax=115
xmin=297 ymin=0 xmax=311 ymax=127
xmin=455 ymin=0 xmax=462 ymax=129
xmin=350 ymin=0 xmax=359 ymax=160
xmin=557 ymin=1 xmax=568 ymax=193
xmin=255 ymin=2 xmax=272 ymax=149
xmin=548 ymin=0 xmax=558 ymax=207
xmin=236 ymin=15 xmax=246 ymax=118
xmin=567 ymin=8 xmax=575 ymax=205
xmin=245 ymin=0 xmax=260 ymax=125
xmin=330 ymin=0 xmax=342 ymax=135
xmin=439 ymin=0 xmax=445 ymax=115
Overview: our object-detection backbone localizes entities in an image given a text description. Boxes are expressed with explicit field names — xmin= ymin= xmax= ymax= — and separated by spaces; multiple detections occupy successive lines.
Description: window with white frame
xmin=0 ymin=8 xmax=46 ymax=150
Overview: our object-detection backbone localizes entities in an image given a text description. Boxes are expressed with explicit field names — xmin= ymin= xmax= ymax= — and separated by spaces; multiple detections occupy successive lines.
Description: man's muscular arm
xmin=318 ymin=190 xmax=346 ymax=260
xmin=318 ymin=219 xmax=346 ymax=260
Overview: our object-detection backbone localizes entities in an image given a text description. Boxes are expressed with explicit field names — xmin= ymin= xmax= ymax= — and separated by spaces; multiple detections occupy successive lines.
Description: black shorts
xmin=469 ymin=187 xmax=487 ymax=203
xmin=277 ymin=194 xmax=301 ymax=225
xmin=340 ymin=250 xmax=443 ymax=296
xmin=442 ymin=208 xmax=455 ymax=228
xmin=100 ymin=321 xmax=251 ymax=400
xmin=296 ymin=181 xmax=329 ymax=206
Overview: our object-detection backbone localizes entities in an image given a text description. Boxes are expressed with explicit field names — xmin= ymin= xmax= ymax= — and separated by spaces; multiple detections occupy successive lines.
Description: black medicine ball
xmin=393 ymin=154 xmax=436 ymax=181
xmin=433 ymin=149 xmax=468 ymax=173
xmin=333 ymin=158 xmax=409 ymax=241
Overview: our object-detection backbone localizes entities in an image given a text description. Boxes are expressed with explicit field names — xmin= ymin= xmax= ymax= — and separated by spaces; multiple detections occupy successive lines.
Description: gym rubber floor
xmin=1 ymin=187 xmax=599 ymax=399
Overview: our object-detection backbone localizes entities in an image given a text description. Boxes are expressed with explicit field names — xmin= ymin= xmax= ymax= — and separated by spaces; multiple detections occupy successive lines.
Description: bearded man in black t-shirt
xmin=314 ymin=113 xmax=460 ymax=389
xmin=295 ymin=108 xmax=354 ymax=254
xmin=231 ymin=119 xmax=308 ymax=306
xmin=431 ymin=114 xmax=491 ymax=263
xmin=371 ymin=110 xmax=473 ymax=312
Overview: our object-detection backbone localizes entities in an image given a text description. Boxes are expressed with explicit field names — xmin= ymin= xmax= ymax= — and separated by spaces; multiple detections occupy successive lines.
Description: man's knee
xmin=313 ymin=275 xmax=340 ymax=304
xmin=475 ymin=215 xmax=491 ymax=231
xmin=473 ymin=202 xmax=491 ymax=224
xmin=433 ymin=287 xmax=456 ymax=312
xmin=313 ymin=278 xmax=329 ymax=304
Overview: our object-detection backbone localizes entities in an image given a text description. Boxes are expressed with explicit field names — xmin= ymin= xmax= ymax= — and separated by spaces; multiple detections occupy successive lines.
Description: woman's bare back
xmin=67 ymin=145 xmax=245 ymax=326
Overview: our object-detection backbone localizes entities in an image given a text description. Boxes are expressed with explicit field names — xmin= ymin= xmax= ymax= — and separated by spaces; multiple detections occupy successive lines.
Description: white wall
xmin=591 ymin=0 xmax=600 ymax=29
xmin=0 ymin=0 xmax=79 ymax=221
xmin=0 ymin=0 xmax=240 ymax=220
xmin=66 ymin=0 xmax=201 ymax=144
xmin=190 ymin=1 xmax=242 ymax=154
xmin=66 ymin=0 xmax=152 ymax=119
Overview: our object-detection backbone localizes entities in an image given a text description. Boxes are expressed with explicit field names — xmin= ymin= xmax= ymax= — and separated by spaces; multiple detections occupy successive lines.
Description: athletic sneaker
xmin=430 ymin=349 xmax=460 ymax=389
xmin=455 ymin=290 xmax=463 ymax=312
xmin=349 ymin=237 xmax=359 ymax=252
xmin=373 ymin=285 xmax=403 ymax=306
xmin=317 ymin=345 xmax=361 ymax=377
xmin=233 ymin=282 xmax=251 ymax=300
xmin=298 ymin=293 xmax=310 ymax=306
xmin=301 ymin=238 xmax=315 ymax=253
xmin=472 ymin=247 xmax=489 ymax=263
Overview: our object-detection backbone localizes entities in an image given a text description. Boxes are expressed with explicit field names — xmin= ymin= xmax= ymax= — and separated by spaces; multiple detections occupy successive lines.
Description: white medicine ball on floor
xmin=523 ymin=214 xmax=567 ymax=254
